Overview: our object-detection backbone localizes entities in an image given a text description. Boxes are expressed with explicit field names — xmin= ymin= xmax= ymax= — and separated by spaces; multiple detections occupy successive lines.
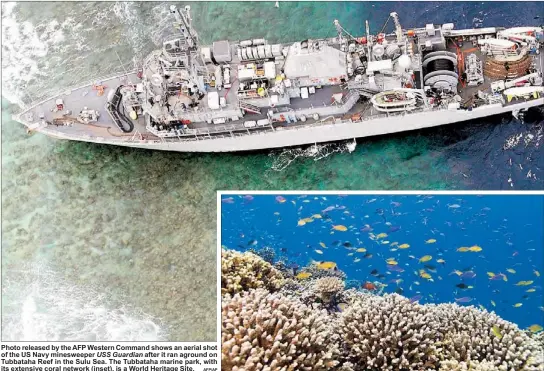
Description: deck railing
xmin=15 ymin=62 xmax=137 ymax=114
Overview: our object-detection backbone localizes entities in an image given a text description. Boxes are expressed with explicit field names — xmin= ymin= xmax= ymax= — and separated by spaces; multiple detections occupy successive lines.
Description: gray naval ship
xmin=13 ymin=6 xmax=544 ymax=152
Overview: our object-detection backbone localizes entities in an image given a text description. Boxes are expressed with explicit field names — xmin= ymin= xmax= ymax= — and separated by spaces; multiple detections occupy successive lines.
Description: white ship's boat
xmin=12 ymin=6 xmax=544 ymax=152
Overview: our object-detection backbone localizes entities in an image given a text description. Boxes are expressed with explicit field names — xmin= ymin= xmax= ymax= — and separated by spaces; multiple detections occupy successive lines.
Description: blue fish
xmin=410 ymin=295 xmax=422 ymax=303
xmin=388 ymin=225 xmax=401 ymax=233
xmin=455 ymin=297 xmax=473 ymax=303
xmin=387 ymin=265 xmax=405 ymax=273
xmin=460 ymin=271 xmax=476 ymax=279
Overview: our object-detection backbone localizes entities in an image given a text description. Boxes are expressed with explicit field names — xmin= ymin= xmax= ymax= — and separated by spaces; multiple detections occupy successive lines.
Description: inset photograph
xmin=220 ymin=193 xmax=543 ymax=370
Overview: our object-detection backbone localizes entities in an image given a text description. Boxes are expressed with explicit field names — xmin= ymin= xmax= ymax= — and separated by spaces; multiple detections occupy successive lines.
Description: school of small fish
xmin=222 ymin=194 xmax=543 ymax=334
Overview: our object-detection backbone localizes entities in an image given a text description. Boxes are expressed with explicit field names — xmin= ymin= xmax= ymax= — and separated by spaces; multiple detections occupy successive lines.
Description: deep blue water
xmin=221 ymin=194 xmax=544 ymax=331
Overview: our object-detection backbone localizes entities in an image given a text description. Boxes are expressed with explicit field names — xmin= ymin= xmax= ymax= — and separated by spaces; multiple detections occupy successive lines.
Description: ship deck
xmin=448 ymin=40 xmax=544 ymax=105
xmin=18 ymin=72 xmax=157 ymax=141
xmin=14 ymin=31 xmax=544 ymax=147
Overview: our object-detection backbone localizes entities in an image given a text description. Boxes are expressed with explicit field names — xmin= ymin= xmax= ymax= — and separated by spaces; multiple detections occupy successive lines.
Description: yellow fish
xmin=457 ymin=247 xmax=470 ymax=252
xmin=513 ymin=303 xmax=523 ymax=308
xmin=425 ymin=239 xmax=437 ymax=244
xmin=534 ymin=270 xmax=541 ymax=277
xmin=296 ymin=272 xmax=312 ymax=279
xmin=312 ymin=214 xmax=322 ymax=219
xmin=451 ymin=270 xmax=463 ymax=276
xmin=419 ymin=255 xmax=432 ymax=263
xmin=333 ymin=225 xmax=348 ymax=232
xmin=491 ymin=300 xmax=496 ymax=307
xmin=526 ymin=288 xmax=536 ymax=293
xmin=399 ymin=243 xmax=410 ymax=249
xmin=356 ymin=248 xmax=366 ymax=253
xmin=487 ymin=272 xmax=495 ymax=277
xmin=386 ymin=259 xmax=398 ymax=265
xmin=376 ymin=233 xmax=388 ymax=239
xmin=302 ymin=217 xmax=314 ymax=223
xmin=420 ymin=272 xmax=432 ymax=280
xmin=353 ymin=258 xmax=361 ymax=263
xmin=528 ymin=324 xmax=543 ymax=333
xmin=315 ymin=249 xmax=324 ymax=254
xmin=515 ymin=281 xmax=534 ymax=286
xmin=297 ymin=219 xmax=307 ymax=226
xmin=319 ymin=242 xmax=327 ymax=248
xmin=437 ymin=259 xmax=446 ymax=264
xmin=468 ymin=245 xmax=482 ymax=252
xmin=316 ymin=261 xmax=336 ymax=270
xmin=491 ymin=325 xmax=502 ymax=339
xmin=506 ymin=269 xmax=516 ymax=274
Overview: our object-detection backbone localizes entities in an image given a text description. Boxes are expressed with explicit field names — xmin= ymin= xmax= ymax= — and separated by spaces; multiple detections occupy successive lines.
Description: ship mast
xmin=168 ymin=5 xmax=206 ymax=88
xmin=170 ymin=5 xmax=199 ymax=48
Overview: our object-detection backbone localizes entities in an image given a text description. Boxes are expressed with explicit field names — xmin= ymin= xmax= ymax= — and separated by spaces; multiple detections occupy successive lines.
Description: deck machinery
xmin=13 ymin=6 xmax=544 ymax=152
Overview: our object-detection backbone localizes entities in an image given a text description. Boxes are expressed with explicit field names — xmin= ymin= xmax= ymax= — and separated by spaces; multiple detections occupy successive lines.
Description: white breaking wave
xmin=503 ymin=125 xmax=542 ymax=150
xmin=3 ymin=263 xmax=166 ymax=341
xmin=269 ymin=139 xmax=357 ymax=171
xmin=0 ymin=2 xmax=167 ymax=109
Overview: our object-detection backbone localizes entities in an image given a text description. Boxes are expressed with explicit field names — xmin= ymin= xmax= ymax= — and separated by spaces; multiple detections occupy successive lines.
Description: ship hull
xmin=25 ymin=98 xmax=543 ymax=152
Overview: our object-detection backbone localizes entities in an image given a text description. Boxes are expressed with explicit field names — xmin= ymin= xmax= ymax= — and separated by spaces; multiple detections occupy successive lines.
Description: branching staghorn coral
xmin=433 ymin=303 xmax=543 ymax=370
xmin=221 ymin=288 xmax=341 ymax=371
xmin=338 ymin=293 xmax=544 ymax=371
xmin=339 ymin=293 xmax=443 ymax=370
xmin=438 ymin=359 xmax=499 ymax=371
xmin=313 ymin=277 xmax=345 ymax=304
xmin=221 ymin=249 xmax=284 ymax=296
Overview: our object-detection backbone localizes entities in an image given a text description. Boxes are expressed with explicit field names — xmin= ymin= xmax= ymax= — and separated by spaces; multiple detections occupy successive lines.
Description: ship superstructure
xmin=13 ymin=6 xmax=544 ymax=152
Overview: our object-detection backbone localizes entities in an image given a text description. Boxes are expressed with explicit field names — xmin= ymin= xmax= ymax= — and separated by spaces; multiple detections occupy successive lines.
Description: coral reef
xmin=313 ymin=277 xmax=345 ymax=304
xmin=303 ymin=262 xmax=347 ymax=281
xmin=339 ymin=293 xmax=443 ymax=370
xmin=434 ymin=303 xmax=543 ymax=370
xmin=338 ymin=293 xmax=544 ymax=370
xmin=248 ymin=246 xmax=275 ymax=264
xmin=221 ymin=249 xmax=284 ymax=296
xmin=438 ymin=359 xmax=498 ymax=370
xmin=221 ymin=288 xmax=340 ymax=370
xmin=221 ymin=250 xmax=544 ymax=371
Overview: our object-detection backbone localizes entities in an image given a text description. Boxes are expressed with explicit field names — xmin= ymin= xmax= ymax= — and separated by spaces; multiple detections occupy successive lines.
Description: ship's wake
xmin=2 ymin=262 xmax=166 ymax=341
xmin=268 ymin=139 xmax=357 ymax=171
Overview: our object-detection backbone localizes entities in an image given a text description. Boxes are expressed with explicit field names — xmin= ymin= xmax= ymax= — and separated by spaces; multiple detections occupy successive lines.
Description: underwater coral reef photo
xmin=220 ymin=193 xmax=544 ymax=370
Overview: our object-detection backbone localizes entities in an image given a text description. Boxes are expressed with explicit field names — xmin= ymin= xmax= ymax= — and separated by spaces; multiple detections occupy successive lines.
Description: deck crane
xmin=390 ymin=12 xmax=403 ymax=43
xmin=334 ymin=19 xmax=358 ymax=51
xmin=379 ymin=12 xmax=404 ymax=43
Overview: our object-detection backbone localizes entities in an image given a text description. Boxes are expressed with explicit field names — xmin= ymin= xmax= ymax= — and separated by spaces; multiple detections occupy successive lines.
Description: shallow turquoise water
xmin=1 ymin=1 xmax=543 ymax=341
